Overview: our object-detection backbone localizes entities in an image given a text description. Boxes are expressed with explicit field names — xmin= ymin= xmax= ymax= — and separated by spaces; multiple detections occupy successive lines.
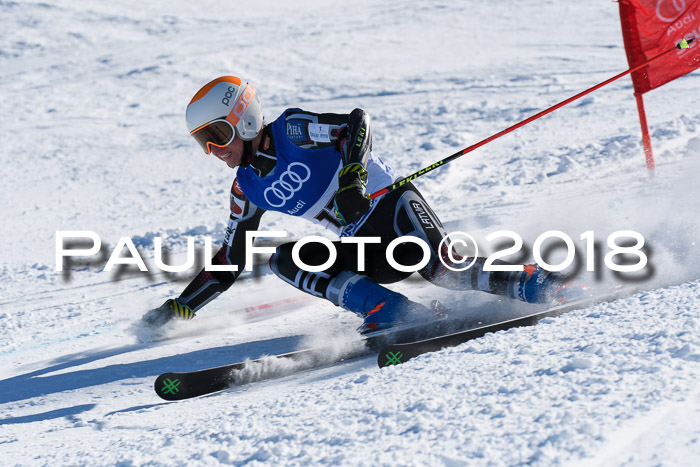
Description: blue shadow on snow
xmin=0 ymin=335 xmax=304 ymax=405
xmin=0 ymin=403 xmax=95 ymax=425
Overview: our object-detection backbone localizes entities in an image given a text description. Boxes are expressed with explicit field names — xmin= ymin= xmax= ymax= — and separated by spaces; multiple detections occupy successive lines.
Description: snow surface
xmin=1 ymin=0 xmax=699 ymax=465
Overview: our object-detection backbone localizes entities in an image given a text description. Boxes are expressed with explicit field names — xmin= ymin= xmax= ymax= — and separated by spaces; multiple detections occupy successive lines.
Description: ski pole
xmin=370 ymin=38 xmax=696 ymax=199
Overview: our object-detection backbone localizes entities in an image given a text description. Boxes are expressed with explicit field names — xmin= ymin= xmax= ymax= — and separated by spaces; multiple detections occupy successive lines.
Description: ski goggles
xmin=190 ymin=118 xmax=237 ymax=154
xmin=190 ymin=83 xmax=257 ymax=154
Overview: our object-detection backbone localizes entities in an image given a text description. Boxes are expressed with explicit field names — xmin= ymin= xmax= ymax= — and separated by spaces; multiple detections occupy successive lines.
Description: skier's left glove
xmin=333 ymin=163 xmax=372 ymax=226
xmin=141 ymin=298 xmax=195 ymax=327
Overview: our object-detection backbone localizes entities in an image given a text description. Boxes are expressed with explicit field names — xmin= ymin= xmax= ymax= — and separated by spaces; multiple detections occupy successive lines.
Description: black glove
xmin=333 ymin=163 xmax=372 ymax=226
xmin=141 ymin=298 xmax=195 ymax=327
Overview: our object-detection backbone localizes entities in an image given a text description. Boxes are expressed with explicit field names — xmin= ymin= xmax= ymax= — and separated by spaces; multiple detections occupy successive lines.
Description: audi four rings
xmin=263 ymin=162 xmax=312 ymax=208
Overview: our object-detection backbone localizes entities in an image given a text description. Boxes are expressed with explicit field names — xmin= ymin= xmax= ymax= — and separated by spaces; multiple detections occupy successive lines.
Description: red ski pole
xmin=370 ymin=38 xmax=695 ymax=199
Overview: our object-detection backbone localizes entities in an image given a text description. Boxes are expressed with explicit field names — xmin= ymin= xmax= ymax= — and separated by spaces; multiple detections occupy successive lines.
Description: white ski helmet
xmin=185 ymin=76 xmax=263 ymax=154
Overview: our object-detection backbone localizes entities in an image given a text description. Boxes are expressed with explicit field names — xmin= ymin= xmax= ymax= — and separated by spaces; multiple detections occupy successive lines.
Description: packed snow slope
xmin=1 ymin=0 xmax=699 ymax=465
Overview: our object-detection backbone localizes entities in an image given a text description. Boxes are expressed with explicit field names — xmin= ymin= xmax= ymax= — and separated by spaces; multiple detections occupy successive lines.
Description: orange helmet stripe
xmin=188 ymin=75 xmax=242 ymax=105
xmin=225 ymin=83 xmax=256 ymax=128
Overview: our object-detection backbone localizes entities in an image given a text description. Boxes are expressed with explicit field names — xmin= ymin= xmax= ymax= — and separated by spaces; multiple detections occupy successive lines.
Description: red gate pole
xmin=634 ymin=93 xmax=655 ymax=171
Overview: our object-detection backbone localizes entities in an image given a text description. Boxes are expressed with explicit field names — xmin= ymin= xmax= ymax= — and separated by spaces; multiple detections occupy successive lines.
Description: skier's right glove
xmin=333 ymin=163 xmax=372 ymax=226
xmin=141 ymin=298 xmax=195 ymax=327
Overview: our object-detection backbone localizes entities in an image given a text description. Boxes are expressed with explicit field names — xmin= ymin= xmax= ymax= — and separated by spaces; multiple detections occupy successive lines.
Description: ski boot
xmin=357 ymin=294 xmax=438 ymax=334
xmin=519 ymin=265 xmax=590 ymax=305
xmin=141 ymin=298 xmax=195 ymax=327
xmin=335 ymin=275 xmax=440 ymax=334
xmin=549 ymin=280 xmax=591 ymax=304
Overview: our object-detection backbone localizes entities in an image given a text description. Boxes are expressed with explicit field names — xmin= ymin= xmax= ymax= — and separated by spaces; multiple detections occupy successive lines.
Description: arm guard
xmin=339 ymin=108 xmax=372 ymax=168
xmin=178 ymin=179 xmax=266 ymax=312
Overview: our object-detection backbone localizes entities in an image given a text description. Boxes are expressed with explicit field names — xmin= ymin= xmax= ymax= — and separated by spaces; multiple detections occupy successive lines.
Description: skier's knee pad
xmin=268 ymin=243 xmax=296 ymax=282
xmin=270 ymin=243 xmax=343 ymax=300
xmin=270 ymin=241 xmax=342 ymax=278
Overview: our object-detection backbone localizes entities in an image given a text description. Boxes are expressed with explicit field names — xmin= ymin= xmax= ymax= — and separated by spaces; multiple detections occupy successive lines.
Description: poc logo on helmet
xmin=222 ymin=86 xmax=237 ymax=106
xmin=231 ymin=85 xmax=256 ymax=121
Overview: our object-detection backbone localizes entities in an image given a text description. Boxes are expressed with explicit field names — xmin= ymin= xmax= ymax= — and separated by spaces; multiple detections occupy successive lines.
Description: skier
xmin=142 ymin=75 xmax=581 ymax=332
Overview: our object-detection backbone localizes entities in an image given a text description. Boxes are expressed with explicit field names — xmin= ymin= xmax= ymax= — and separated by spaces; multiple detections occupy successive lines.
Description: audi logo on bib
xmin=264 ymin=162 xmax=312 ymax=208
xmin=656 ymin=0 xmax=687 ymax=22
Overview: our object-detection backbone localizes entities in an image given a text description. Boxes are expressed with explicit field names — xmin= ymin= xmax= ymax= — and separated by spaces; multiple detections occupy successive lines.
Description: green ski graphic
xmin=383 ymin=351 xmax=403 ymax=366
xmin=161 ymin=378 xmax=181 ymax=394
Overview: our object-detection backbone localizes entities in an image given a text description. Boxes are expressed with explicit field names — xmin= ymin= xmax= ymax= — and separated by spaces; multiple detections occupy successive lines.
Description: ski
xmin=154 ymin=318 xmax=448 ymax=401
xmin=154 ymin=288 xmax=635 ymax=400
xmin=155 ymin=346 xmax=350 ymax=401
xmin=377 ymin=288 xmax=635 ymax=368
